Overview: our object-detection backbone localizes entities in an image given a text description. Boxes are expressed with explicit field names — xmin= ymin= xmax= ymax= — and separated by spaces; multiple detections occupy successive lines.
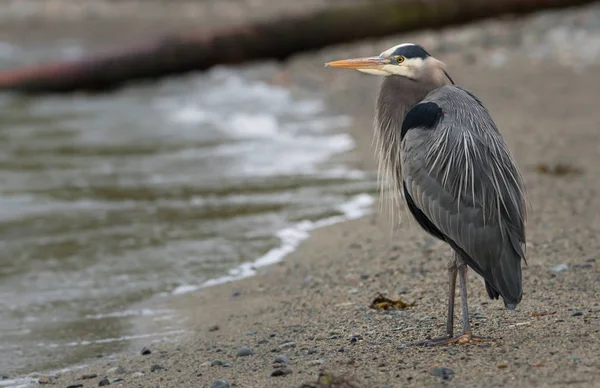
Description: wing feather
xmin=400 ymin=86 xmax=527 ymax=306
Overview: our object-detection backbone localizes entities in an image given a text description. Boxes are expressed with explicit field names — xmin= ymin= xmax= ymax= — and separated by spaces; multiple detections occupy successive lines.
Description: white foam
xmin=83 ymin=308 xmax=174 ymax=320
xmin=35 ymin=329 xmax=186 ymax=348
xmin=171 ymin=193 xmax=374 ymax=295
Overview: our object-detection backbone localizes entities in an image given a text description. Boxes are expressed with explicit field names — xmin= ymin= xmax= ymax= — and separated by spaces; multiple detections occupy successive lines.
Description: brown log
xmin=0 ymin=0 xmax=594 ymax=94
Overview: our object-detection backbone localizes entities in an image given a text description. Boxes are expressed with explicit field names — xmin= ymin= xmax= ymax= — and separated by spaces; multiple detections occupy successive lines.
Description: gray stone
xmin=430 ymin=366 xmax=455 ymax=380
xmin=210 ymin=379 xmax=230 ymax=388
xmin=236 ymin=346 xmax=254 ymax=357
xmin=274 ymin=355 xmax=289 ymax=364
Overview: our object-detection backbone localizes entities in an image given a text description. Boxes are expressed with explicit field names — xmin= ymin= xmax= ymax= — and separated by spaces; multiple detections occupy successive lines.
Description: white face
xmin=357 ymin=43 xmax=426 ymax=78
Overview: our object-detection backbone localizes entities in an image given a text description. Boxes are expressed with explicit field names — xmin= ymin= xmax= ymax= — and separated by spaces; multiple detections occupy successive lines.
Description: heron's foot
xmin=401 ymin=332 xmax=492 ymax=347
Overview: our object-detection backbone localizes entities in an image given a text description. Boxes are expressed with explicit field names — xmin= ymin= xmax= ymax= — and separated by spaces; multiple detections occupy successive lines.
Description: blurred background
xmin=0 ymin=0 xmax=598 ymax=380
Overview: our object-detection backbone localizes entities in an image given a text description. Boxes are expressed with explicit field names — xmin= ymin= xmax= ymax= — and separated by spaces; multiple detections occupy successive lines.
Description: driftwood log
xmin=0 ymin=0 xmax=594 ymax=94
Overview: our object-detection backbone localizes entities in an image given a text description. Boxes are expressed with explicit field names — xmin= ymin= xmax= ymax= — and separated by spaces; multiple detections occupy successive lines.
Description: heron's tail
xmin=489 ymin=249 xmax=523 ymax=310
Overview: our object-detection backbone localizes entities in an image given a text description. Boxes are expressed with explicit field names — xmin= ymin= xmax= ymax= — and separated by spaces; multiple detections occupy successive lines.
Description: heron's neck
xmin=373 ymin=74 xmax=450 ymax=201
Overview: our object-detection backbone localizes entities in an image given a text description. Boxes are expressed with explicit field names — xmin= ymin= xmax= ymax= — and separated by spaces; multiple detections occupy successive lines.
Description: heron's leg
xmin=403 ymin=257 xmax=491 ymax=347
xmin=446 ymin=260 xmax=491 ymax=343
xmin=402 ymin=255 xmax=457 ymax=347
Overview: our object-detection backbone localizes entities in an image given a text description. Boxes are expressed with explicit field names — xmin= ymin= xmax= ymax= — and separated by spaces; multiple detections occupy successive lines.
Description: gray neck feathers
xmin=373 ymin=75 xmax=449 ymax=207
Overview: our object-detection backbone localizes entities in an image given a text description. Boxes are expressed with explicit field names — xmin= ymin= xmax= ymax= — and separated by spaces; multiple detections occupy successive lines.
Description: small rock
xmin=38 ymin=376 xmax=54 ymax=384
xmin=140 ymin=347 xmax=152 ymax=355
xmin=308 ymin=359 xmax=324 ymax=366
xmin=208 ymin=324 xmax=219 ymax=332
xmin=222 ymin=362 xmax=231 ymax=367
xmin=67 ymin=385 xmax=84 ymax=388
xmin=430 ymin=366 xmax=455 ymax=380
xmin=360 ymin=274 xmax=370 ymax=280
xmin=244 ymin=331 xmax=257 ymax=336
xmin=567 ymin=356 xmax=580 ymax=361
xmin=349 ymin=334 xmax=363 ymax=343
xmin=79 ymin=374 xmax=98 ymax=380
xmin=497 ymin=363 xmax=509 ymax=369
xmin=98 ymin=378 xmax=111 ymax=386
xmin=338 ymin=347 xmax=345 ymax=353
xmin=232 ymin=290 xmax=241 ymax=297
xmin=315 ymin=334 xmax=327 ymax=341
xmin=106 ymin=366 xmax=126 ymax=374
xmin=274 ymin=355 xmax=290 ymax=364
xmin=551 ymin=264 xmax=568 ymax=273
xmin=236 ymin=346 xmax=254 ymax=357
xmin=211 ymin=360 xmax=224 ymax=366
xmin=131 ymin=372 xmax=144 ymax=377
xmin=580 ymin=264 xmax=593 ymax=269
xmin=348 ymin=288 xmax=359 ymax=294
xmin=150 ymin=364 xmax=166 ymax=372
xmin=585 ymin=257 xmax=596 ymax=263
xmin=448 ymin=349 xmax=457 ymax=355
xmin=571 ymin=311 xmax=583 ymax=317
xmin=110 ymin=378 xmax=123 ymax=383
xmin=280 ymin=341 xmax=296 ymax=349
xmin=210 ymin=379 xmax=230 ymax=388
xmin=270 ymin=368 xmax=293 ymax=377
xmin=308 ymin=348 xmax=318 ymax=354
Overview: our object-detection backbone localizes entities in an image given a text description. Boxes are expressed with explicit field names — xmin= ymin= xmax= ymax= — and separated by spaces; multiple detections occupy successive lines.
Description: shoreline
xmin=4 ymin=3 xmax=600 ymax=387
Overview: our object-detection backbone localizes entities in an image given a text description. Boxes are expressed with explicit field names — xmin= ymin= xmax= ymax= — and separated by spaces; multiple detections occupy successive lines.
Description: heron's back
xmin=400 ymin=85 xmax=527 ymax=308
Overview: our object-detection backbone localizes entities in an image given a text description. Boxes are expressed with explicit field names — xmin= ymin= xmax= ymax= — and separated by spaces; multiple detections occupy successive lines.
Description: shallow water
xmin=0 ymin=43 xmax=377 ymax=376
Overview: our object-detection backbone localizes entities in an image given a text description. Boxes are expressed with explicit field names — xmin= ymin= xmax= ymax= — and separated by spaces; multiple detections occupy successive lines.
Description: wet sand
xmin=6 ymin=3 xmax=600 ymax=388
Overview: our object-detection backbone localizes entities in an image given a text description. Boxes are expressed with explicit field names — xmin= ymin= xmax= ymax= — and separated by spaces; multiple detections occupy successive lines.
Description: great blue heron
xmin=326 ymin=43 xmax=527 ymax=345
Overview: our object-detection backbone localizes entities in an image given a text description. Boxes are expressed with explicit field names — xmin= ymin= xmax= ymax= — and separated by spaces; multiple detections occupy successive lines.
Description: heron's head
xmin=326 ymin=43 xmax=450 ymax=83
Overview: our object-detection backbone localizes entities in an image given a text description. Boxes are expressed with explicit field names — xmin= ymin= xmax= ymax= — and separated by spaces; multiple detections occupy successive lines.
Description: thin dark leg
xmin=445 ymin=257 xmax=458 ymax=337
xmin=403 ymin=256 xmax=491 ymax=347
xmin=402 ymin=255 xmax=457 ymax=347
xmin=457 ymin=261 xmax=471 ymax=335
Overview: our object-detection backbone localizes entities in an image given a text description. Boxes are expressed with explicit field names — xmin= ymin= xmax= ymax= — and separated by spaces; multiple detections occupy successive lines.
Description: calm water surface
xmin=0 ymin=42 xmax=377 ymax=377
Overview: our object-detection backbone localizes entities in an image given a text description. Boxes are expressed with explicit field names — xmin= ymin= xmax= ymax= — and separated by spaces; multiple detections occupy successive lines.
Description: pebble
xmin=270 ymin=368 xmax=293 ymax=377
xmin=257 ymin=339 xmax=269 ymax=344
xmin=79 ymin=374 xmax=98 ymax=380
xmin=315 ymin=334 xmax=327 ymax=341
xmin=585 ymin=257 xmax=596 ymax=263
xmin=244 ymin=331 xmax=257 ymax=336
xmin=211 ymin=360 xmax=224 ymax=366
xmin=349 ymin=334 xmax=363 ymax=343
xmin=567 ymin=356 xmax=580 ymax=361
xmin=131 ymin=372 xmax=144 ymax=377
xmin=274 ymin=355 xmax=290 ymax=364
xmin=106 ymin=366 xmax=126 ymax=375
xmin=67 ymin=385 xmax=84 ymax=388
xmin=348 ymin=288 xmax=359 ymax=294
xmin=551 ymin=264 xmax=568 ymax=273
xmin=430 ymin=366 xmax=455 ymax=380
xmin=98 ymin=378 xmax=111 ymax=386
xmin=448 ymin=349 xmax=457 ymax=355
xmin=280 ymin=341 xmax=296 ymax=349
xmin=150 ymin=364 xmax=166 ymax=372
xmin=308 ymin=359 xmax=324 ymax=366
xmin=571 ymin=311 xmax=583 ymax=316
xmin=236 ymin=346 xmax=255 ymax=357
xmin=210 ymin=379 xmax=230 ymax=388
xmin=38 ymin=376 xmax=54 ymax=384
xmin=140 ymin=347 xmax=152 ymax=355
xmin=208 ymin=324 xmax=220 ymax=332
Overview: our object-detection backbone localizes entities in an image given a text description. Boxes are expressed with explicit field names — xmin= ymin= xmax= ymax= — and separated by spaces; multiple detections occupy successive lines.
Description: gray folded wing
xmin=400 ymin=86 xmax=527 ymax=305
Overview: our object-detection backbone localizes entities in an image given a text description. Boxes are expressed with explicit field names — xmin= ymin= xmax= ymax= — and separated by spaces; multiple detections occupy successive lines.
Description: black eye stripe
xmin=391 ymin=45 xmax=430 ymax=59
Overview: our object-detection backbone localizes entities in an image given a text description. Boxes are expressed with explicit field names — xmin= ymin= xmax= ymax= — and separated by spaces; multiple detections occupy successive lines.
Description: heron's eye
xmin=396 ymin=56 xmax=405 ymax=63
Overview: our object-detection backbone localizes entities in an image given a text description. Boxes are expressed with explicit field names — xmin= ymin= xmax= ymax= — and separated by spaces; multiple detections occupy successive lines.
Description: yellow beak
xmin=325 ymin=56 xmax=385 ymax=70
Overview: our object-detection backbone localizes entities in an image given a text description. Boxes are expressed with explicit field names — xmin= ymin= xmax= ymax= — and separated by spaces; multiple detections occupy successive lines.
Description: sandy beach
xmin=4 ymin=2 xmax=600 ymax=387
